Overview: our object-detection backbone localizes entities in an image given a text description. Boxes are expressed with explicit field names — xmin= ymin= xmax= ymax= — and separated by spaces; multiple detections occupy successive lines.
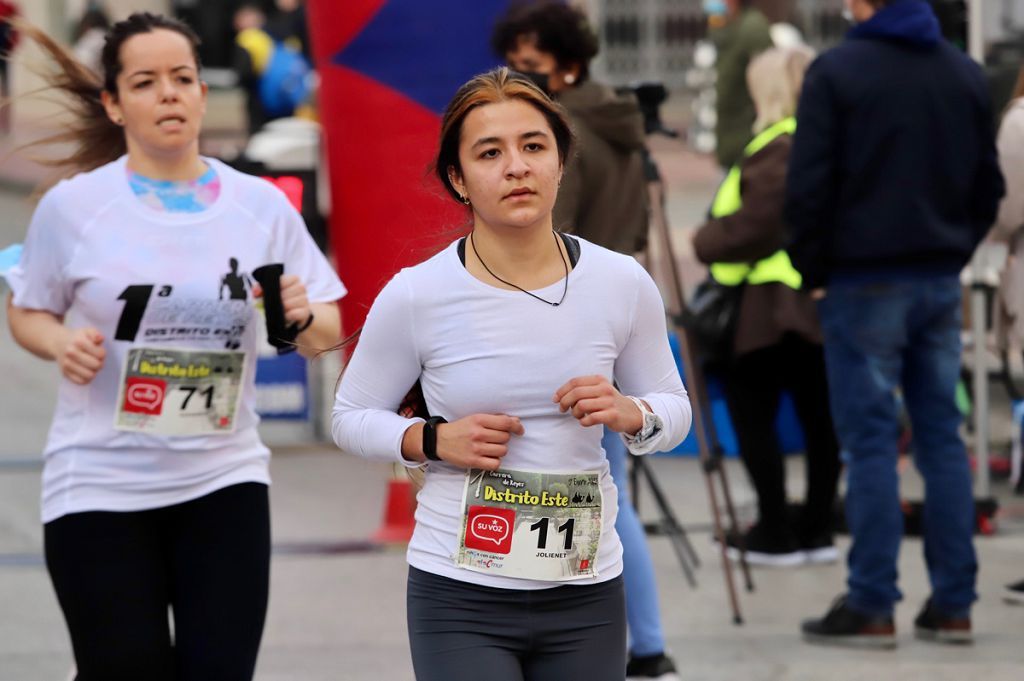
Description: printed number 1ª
xmin=529 ymin=517 xmax=575 ymax=551
xmin=115 ymin=285 xmax=172 ymax=341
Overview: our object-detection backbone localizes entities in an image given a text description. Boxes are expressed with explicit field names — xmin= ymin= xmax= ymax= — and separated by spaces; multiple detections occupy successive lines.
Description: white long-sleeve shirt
xmin=333 ymin=237 xmax=691 ymax=589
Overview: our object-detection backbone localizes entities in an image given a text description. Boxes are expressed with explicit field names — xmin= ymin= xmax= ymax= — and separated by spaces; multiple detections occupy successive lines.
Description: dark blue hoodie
xmin=784 ymin=0 xmax=1004 ymax=288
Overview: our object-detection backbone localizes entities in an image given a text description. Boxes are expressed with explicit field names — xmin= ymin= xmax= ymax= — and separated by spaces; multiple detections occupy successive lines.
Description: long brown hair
xmin=11 ymin=12 xmax=201 ymax=181
xmin=434 ymin=66 xmax=574 ymax=204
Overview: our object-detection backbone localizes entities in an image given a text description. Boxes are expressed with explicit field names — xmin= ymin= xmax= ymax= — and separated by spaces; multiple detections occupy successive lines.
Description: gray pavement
xmin=1 ymin=118 xmax=1023 ymax=680
xmin=1 ymin=446 xmax=1023 ymax=680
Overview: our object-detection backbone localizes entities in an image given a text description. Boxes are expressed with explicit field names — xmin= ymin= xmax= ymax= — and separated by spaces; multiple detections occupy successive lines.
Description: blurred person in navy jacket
xmin=785 ymin=0 xmax=1004 ymax=648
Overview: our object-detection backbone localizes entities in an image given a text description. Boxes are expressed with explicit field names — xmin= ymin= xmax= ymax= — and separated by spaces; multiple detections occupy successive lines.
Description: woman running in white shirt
xmin=5 ymin=13 xmax=345 ymax=681
xmin=332 ymin=67 xmax=691 ymax=681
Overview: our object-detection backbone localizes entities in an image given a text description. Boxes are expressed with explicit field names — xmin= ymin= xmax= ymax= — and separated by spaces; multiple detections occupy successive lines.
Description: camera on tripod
xmin=617 ymin=82 xmax=679 ymax=139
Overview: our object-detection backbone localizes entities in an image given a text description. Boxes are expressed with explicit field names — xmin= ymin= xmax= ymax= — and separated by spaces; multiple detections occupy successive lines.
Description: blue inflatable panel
xmin=665 ymin=331 xmax=806 ymax=456
xmin=255 ymin=352 xmax=309 ymax=421
xmin=0 ymin=243 xmax=23 ymax=280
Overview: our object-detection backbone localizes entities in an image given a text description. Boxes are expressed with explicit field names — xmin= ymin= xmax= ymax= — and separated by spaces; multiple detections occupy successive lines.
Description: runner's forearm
xmin=295 ymin=301 xmax=341 ymax=358
xmin=6 ymin=294 xmax=67 ymax=361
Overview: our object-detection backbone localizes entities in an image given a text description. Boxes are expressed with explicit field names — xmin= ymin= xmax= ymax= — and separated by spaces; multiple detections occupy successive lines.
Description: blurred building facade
xmin=589 ymin=0 xmax=846 ymax=89
xmin=6 ymin=1 xmax=1024 ymax=139
xmin=589 ymin=0 xmax=1024 ymax=89
xmin=4 ymin=1 xmax=163 ymax=129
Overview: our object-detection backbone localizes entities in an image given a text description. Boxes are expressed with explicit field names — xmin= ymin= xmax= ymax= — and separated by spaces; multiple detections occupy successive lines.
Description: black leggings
xmin=44 ymin=482 xmax=271 ymax=681
xmin=407 ymin=566 xmax=626 ymax=681
xmin=722 ymin=334 xmax=841 ymax=538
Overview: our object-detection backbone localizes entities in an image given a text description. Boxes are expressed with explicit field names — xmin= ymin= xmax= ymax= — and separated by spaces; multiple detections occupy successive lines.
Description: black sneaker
xmin=626 ymin=652 xmax=680 ymax=681
xmin=799 ymin=532 xmax=839 ymax=565
xmin=1004 ymin=580 xmax=1024 ymax=605
xmin=801 ymin=595 xmax=897 ymax=649
xmin=913 ymin=598 xmax=972 ymax=644
xmin=724 ymin=522 xmax=805 ymax=567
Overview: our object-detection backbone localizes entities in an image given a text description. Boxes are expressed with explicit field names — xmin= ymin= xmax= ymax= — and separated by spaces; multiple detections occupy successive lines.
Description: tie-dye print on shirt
xmin=127 ymin=164 xmax=221 ymax=213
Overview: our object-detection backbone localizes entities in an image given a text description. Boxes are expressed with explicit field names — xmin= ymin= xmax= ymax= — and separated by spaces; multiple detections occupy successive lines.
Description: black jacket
xmin=784 ymin=0 xmax=1004 ymax=288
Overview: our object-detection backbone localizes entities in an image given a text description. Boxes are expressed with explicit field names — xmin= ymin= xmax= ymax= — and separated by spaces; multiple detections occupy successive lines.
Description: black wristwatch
xmin=422 ymin=416 xmax=448 ymax=461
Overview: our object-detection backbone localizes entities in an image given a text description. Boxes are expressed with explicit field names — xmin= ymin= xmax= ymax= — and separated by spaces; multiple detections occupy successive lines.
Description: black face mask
xmin=516 ymin=70 xmax=551 ymax=96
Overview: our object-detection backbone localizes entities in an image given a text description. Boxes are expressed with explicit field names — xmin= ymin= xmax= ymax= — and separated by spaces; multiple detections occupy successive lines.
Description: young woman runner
xmin=332 ymin=67 xmax=691 ymax=681
xmin=5 ymin=13 xmax=345 ymax=680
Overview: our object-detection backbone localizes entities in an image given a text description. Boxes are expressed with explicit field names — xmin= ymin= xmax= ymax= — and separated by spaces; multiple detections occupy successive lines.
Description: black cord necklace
xmin=469 ymin=230 xmax=569 ymax=307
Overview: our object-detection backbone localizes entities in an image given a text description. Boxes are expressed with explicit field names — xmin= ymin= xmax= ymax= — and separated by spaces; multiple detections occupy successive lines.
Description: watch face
xmin=640 ymin=412 xmax=656 ymax=437
xmin=638 ymin=408 xmax=663 ymax=442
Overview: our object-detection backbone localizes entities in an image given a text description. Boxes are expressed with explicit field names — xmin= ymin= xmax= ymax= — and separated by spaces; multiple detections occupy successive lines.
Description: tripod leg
xmin=645 ymin=176 xmax=749 ymax=623
xmin=636 ymin=456 xmax=701 ymax=570
xmin=702 ymin=452 xmax=745 ymax=625
xmin=710 ymin=445 xmax=755 ymax=592
xmin=675 ymin=326 xmax=747 ymax=624
xmin=634 ymin=457 xmax=699 ymax=587
xmin=685 ymin=340 xmax=755 ymax=594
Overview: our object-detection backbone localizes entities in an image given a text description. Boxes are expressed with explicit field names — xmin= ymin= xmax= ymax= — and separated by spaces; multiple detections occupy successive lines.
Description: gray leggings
xmin=407 ymin=567 xmax=626 ymax=681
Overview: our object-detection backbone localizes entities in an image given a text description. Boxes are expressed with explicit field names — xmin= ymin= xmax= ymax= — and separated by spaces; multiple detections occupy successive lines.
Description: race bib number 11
xmin=114 ymin=347 xmax=246 ymax=436
xmin=455 ymin=468 xmax=603 ymax=582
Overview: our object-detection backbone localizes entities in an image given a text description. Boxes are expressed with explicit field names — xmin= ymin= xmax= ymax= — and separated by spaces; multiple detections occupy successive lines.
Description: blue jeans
xmin=604 ymin=428 xmax=665 ymax=657
xmin=817 ymin=277 xmax=977 ymax=617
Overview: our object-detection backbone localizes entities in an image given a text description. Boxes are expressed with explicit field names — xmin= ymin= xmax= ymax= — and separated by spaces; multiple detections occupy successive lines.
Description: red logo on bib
xmin=464 ymin=506 xmax=515 ymax=554
xmin=124 ymin=377 xmax=166 ymax=415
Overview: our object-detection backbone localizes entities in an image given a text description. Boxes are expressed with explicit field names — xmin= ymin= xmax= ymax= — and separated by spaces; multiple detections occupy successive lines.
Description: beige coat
xmin=994 ymin=99 xmax=1024 ymax=349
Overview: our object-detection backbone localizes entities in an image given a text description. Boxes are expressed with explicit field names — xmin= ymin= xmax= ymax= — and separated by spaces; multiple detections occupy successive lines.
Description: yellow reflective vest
xmin=709 ymin=117 xmax=802 ymax=290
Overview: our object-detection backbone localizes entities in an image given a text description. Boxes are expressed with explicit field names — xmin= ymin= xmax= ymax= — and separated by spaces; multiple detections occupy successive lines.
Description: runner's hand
xmin=54 ymin=327 xmax=105 ymax=385
xmin=553 ymin=375 xmax=643 ymax=435
xmin=252 ymin=275 xmax=313 ymax=328
xmin=436 ymin=414 xmax=525 ymax=471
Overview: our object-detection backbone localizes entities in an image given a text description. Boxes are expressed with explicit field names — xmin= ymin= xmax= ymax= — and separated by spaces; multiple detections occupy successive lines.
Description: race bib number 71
xmin=114 ymin=347 xmax=246 ymax=436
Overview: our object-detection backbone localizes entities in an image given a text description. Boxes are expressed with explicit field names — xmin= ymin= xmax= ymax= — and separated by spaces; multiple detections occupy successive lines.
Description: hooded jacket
xmin=784 ymin=0 xmax=1005 ymax=289
xmin=554 ymin=80 xmax=649 ymax=255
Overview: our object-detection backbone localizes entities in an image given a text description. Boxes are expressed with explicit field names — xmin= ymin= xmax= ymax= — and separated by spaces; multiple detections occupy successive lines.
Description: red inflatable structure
xmin=306 ymin=0 xmax=508 ymax=335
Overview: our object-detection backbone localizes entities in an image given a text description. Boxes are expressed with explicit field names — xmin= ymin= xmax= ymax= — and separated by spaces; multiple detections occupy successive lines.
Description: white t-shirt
xmin=7 ymin=156 xmax=346 ymax=522
xmin=333 ymin=238 xmax=691 ymax=589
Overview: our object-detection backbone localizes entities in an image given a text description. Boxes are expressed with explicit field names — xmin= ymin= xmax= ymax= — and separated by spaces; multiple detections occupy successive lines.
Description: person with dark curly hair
xmin=492 ymin=4 xmax=677 ymax=680
xmin=491 ymin=0 xmax=648 ymax=256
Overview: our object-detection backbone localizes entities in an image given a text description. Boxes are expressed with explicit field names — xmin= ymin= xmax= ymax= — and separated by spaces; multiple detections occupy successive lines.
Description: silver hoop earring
xmin=460 ymin=193 xmax=470 ymax=206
